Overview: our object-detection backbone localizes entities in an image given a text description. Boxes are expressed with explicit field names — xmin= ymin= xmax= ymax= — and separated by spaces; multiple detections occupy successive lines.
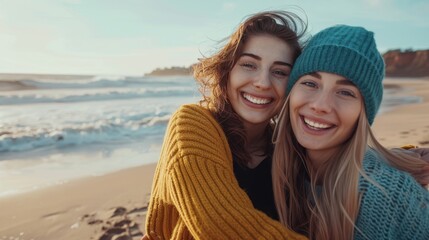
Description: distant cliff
xmin=145 ymin=66 xmax=192 ymax=76
xmin=383 ymin=49 xmax=429 ymax=77
xmin=146 ymin=49 xmax=429 ymax=78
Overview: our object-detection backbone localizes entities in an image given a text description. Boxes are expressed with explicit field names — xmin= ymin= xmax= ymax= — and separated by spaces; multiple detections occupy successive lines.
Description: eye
xmin=300 ymin=81 xmax=317 ymax=88
xmin=272 ymin=69 xmax=290 ymax=78
xmin=337 ymin=89 xmax=357 ymax=98
xmin=239 ymin=62 xmax=256 ymax=70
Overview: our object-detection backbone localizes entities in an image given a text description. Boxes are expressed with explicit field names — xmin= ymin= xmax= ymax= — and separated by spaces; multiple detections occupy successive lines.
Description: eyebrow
xmin=336 ymin=79 xmax=355 ymax=86
xmin=241 ymin=53 xmax=293 ymax=68
xmin=309 ymin=72 xmax=355 ymax=86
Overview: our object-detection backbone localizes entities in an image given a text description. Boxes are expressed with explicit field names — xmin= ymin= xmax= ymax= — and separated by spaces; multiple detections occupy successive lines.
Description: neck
xmin=243 ymin=121 xmax=269 ymax=168
xmin=244 ymin=122 xmax=267 ymax=145
xmin=306 ymin=149 xmax=336 ymax=180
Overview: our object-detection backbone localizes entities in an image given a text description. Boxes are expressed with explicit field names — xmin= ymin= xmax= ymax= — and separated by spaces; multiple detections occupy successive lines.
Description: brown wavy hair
xmin=193 ymin=10 xmax=307 ymax=165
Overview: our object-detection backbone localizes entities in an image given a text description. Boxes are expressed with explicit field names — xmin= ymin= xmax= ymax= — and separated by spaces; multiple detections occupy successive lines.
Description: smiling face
xmin=227 ymin=34 xmax=294 ymax=130
xmin=289 ymin=72 xmax=363 ymax=166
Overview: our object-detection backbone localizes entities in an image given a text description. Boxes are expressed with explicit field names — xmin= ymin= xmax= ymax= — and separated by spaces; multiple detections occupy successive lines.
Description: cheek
xmin=275 ymin=84 xmax=287 ymax=99
xmin=289 ymin=90 xmax=304 ymax=110
xmin=227 ymin=69 xmax=243 ymax=91
xmin=341 ymin=103 xmax=362 ymax=130
xmin=288 ymin=93 xmax=302 ymax=125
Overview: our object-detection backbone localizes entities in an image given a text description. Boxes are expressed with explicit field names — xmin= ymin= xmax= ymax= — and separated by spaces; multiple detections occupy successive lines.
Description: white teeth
xmin=304 ymin=118 xmax=331 ymax=129
xmin=243 ymin=93 xmax=272 ymax=105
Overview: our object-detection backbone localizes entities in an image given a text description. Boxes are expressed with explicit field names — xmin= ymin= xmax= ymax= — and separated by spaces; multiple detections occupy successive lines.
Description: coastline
xmin=1 ymin=77 xmax=429 ymax=239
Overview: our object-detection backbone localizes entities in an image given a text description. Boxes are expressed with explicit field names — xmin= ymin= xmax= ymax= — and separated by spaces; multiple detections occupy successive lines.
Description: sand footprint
xmin=82 ymin=206 xmax=147 ymax=240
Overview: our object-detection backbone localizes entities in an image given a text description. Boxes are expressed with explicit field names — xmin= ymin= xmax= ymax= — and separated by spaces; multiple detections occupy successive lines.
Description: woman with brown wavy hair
xmin=145 ymin=10 xmax=308 ymax=240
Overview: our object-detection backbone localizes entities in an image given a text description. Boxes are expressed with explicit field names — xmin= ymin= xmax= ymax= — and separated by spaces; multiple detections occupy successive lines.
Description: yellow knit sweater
xmin=145 ymin=104 xmax=307 ymax=240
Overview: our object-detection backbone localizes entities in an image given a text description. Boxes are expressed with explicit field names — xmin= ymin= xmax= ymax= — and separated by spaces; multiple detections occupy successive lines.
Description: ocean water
xmin=0 ymin=75 xmax=199 ymax=153
xmin=0 ymin=75 xmax=200 ymax=196
xmin=0 ymin=75 xmax=421 ymax=196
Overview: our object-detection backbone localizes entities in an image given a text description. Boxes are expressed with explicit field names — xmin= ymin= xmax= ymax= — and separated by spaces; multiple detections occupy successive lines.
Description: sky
xmin=0 ymin=0 xmax=428 ymax=76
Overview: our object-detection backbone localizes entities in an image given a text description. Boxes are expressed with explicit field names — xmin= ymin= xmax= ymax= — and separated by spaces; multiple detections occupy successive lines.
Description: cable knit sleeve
xmin=355 ymin=151 xmax=429 ymax=240
xmin=146 ymin=104 xmax=306 ymax=240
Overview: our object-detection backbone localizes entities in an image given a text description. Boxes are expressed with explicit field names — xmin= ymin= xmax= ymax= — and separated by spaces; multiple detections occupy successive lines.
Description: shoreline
xmin=0 ymin=140 xmax=162 ymax=198
xmin=0 ymin=77 xmax=429 ymax=239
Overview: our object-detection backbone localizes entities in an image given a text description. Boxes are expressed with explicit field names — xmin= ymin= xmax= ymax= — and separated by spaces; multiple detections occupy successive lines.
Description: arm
xmin=164 ymin=105 xmax=305 ymax=239
xmin=396 ymin=175 xmax=429 ymax=239
xmin=357 ymin=154 xmax=429 ymax=240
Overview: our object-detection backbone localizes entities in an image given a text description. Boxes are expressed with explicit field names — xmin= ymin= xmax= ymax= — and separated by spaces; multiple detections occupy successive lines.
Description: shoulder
xmin=360 ymin=149 xmax=427 ymax=197
xmin=361 ymin=150 xmax=422 ymax=191
xmin=169 ymin=104 xmax=224 ymax=140
xmin=171 ymin=103 xmax=213 ymax=122
xmin=165 ymin=104 xmax=232 ymax=167
xmin=357 ymin=150 xmax=429 ymax=239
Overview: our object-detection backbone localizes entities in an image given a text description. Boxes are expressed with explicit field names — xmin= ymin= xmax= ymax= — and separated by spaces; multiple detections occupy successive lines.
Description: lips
xmin=242 ymin=92 xmax=273 ymax=105
xmin=302 ymin=116 xmax=334 ymax=130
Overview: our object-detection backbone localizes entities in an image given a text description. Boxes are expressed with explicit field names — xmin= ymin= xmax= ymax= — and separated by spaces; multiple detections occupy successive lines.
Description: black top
xmin=233 ymin=155 xmax=279 ymax=220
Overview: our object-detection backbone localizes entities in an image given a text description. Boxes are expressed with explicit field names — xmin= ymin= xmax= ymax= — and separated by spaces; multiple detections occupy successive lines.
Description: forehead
xmin=241 ymin=34 xmax=294 ymax=63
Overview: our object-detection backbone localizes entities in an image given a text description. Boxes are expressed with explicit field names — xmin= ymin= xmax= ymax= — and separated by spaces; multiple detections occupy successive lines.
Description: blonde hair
xmin=272 ymin=97 xmax=428 ymax=240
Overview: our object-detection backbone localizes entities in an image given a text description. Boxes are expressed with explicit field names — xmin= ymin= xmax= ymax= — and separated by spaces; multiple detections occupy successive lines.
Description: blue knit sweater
xmin=354 ymin=150 xmax=429 ymax=240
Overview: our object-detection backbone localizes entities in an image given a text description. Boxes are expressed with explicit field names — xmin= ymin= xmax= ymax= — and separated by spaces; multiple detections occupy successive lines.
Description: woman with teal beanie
xmin=272 ymin=25 xmax=429 ymax=239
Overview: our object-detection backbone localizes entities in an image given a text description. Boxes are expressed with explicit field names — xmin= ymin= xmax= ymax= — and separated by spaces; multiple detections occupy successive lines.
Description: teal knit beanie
xmin=287 ymin=25 xmax=385 ymax=125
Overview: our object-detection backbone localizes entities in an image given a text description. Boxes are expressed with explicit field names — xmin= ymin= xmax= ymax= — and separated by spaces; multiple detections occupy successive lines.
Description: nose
xmin=253 ymin=70 xmax=271 ymax=90
xmin=309 ymin=91 xmax=333 ymax=114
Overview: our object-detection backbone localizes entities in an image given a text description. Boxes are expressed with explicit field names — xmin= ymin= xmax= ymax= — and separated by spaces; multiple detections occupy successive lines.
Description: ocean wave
xmin=0 ymin=75 xmax=194 ymax=91
xmin=0 ymin=87 xmax=197 ymax=105
xmin=0 ymin=114 xmax=171 ymax=153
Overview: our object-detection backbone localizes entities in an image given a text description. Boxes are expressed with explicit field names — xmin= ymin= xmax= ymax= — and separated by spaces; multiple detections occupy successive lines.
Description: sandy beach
xmin=0 ymin=164 xmax=156 ymax=240
xmin=372 ymin=78 xmax=429 ymax=148
xmin=1 ymin=78 xmax=428 ymax=240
